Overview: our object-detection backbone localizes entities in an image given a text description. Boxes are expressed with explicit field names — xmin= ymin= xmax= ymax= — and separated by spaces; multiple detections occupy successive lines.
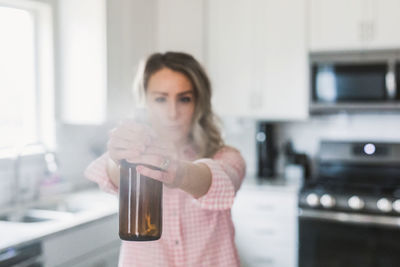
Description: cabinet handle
xmin=358 ymin=22 xmax=365 ymax=42
xmin=93 ymin=260 xmax=108 ymax=267
xmin=369 ymin=21 xmax=375 ymax=41
xmin=255 ymin=204 xmax=275 ymax=210
xmin=386 ymin=61 xmax=396 ymax=100
xmin=253 ymin=228 xmax=276 ymax=236
xmin=365 ymin=20 xmax=374 ymax=42
xmin=254 ymin=256 xmax=275 ymax=266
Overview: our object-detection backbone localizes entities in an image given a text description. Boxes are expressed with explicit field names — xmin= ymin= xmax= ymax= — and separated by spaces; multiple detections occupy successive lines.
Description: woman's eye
xmin=154 ymin=97 xmax=166 ymax=103
xmin=180 ymin=97 xmax=192 ymax=103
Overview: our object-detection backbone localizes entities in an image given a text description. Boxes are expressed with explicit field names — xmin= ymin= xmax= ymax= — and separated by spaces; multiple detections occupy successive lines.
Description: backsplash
xmin=2 ymin=112 xmax=400 ymax=208
xmin=276 ymin=113 xmax=400 ymax=157
xmin=0 ymin=119 xmax=256 ymax=208
xmin=274 ymin=113 xmax=400 ymax=174
xmin=220 ymin=117 xmax=257 ymax=175
xmin=0 ymin=155 xmax=51 ymax=208
xmin=55 ymin=122 xmax=112 ymax=189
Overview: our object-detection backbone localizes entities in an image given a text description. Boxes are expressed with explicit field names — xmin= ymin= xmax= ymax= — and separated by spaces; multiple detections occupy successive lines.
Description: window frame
xmin=0 ymin=0 xmax=55 ymax=157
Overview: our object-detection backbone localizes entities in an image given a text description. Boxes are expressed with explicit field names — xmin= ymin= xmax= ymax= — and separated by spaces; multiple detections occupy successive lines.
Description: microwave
xmin=309 ymin=50 xmax=400 ymax=113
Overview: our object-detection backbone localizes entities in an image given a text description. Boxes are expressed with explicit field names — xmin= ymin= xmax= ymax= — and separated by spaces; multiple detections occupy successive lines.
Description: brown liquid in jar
xmin=119 ymin=160 xmax=163 ymax=241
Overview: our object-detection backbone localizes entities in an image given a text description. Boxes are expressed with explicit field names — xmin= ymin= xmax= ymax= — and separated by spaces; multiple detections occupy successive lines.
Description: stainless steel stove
xmin=298 ymin=140 xmax=400 ymax=267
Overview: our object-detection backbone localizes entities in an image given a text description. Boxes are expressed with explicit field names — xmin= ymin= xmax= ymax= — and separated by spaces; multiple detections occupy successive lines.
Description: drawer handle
xmin=253 ymin=228 xmax=276 ymax=236
xmin=254 ymin=256 xmax=275 ymax=265
xmin=255 ymin=204 xmax=275 ymax=210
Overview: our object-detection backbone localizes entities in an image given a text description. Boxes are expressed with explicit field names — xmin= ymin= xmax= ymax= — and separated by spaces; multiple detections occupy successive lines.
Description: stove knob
xmin=320 ymin=194 xmax=336 ymax=208
xmin=348 ymin=196 xmax=365 ymax=210
xmin=377 ymin=198 xmax=392 ymax=212
xmin=392 ymin=200 xmax=400 ymax=213
xmin=306 ymin=193 xmax=319 ymax=207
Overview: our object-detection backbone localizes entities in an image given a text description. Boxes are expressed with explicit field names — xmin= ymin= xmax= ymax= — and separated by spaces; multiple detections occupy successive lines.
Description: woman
xmin=85 ymin=52 xmax=246 ymax=267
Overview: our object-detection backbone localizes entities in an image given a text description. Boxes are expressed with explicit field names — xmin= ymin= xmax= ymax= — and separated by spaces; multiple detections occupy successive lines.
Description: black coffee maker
xmin=256 ymin=122 xmax=277 ymax=178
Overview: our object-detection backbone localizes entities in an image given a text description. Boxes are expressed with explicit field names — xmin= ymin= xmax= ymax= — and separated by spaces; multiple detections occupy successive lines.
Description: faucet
xmin=13 ymin=142 xmax=59 ymax=207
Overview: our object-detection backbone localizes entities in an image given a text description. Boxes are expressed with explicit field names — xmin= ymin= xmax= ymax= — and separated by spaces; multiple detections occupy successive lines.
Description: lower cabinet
xmin=232 ymin=185 xmax=298 ymax=267
xmin=70 ymin=243 xmax=120 ymax=267
xmin=43 ymin=214 xmax=120 ymax=267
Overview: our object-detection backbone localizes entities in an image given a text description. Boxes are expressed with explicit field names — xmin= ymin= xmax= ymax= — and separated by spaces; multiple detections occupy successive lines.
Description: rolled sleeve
xmin=84 ymin=153 xmax=119 ymax=195
xmin=194 ymin=147 xmax=246 ymax=210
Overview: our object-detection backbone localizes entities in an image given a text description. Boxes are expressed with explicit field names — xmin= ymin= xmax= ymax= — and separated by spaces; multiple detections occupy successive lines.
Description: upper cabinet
xmin=369 ymin=0 xmax=400 ymax=49
xmin=58 ymin=0 xmax=107 ymax=124
xmin=206 ymin=0 xmax=308 ymax=120
xmin=308 ymin=0 xmax=400 ymax=51
xmin=156 ymin=0 xmax=205 ymax=63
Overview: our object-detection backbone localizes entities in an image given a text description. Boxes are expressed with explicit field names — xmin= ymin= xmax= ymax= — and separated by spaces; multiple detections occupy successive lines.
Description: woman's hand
xmin=107 ymin=120 xmax=154 ymax=164
xmin=127 ymin=141 xmax=184 ymax=188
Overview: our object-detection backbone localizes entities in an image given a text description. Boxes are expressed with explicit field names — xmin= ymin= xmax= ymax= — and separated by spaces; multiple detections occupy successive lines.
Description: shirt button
xmin=175 ymin=240 xmax=179 ymax=245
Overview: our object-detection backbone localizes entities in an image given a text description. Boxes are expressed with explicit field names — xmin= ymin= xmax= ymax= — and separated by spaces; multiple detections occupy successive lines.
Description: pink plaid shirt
xmin=84 ymin=145 xmax=246 ymax=267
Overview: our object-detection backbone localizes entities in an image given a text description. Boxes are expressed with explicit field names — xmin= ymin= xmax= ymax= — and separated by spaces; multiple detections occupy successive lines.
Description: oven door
xmin=299 ymin=209 xmax=400 ymax=267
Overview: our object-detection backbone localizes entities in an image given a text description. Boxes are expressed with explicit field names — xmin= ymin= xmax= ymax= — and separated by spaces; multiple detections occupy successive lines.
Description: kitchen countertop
xmin=241 ymin=173 xmax=302 ymax=192
xmin=0 ymin=188 xmax=118 ymax=251
xmin=0 ymin=174 xmax=301 ymax=251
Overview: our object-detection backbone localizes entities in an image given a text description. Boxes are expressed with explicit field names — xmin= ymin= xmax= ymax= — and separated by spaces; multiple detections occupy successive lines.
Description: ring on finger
xmin=160 ymin=157 xmax=171 ymax=171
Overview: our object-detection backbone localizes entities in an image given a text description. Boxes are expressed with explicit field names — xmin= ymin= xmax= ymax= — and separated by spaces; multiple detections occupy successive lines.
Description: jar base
xmin=119 ymin=233 xmax=161 ymax=241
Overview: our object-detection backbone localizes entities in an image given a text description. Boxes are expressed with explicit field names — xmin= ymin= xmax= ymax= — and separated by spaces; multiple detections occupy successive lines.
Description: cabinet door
xmin=156 ymin=0 xmax=205 ymax=63
xmin=70 ymin=243 xmax=120 ymax=267
xmin=43 ymin=215 xmax=119 ymax=267
xmin=308 ymin=0 xmax=365 ymax=51
xmin=232 ymin=187 xmax=298 ymax=267
xmin=206 ymin=0 xmax=308 ymax=120
xmin=59 ymin=0 xmax=107 ymax=124
xmin=261 ymin=0 xmax=308 ymax=120
xmin=207 ymin=0 xmax=258 ymax=117
xmin=368 ymin=0 xmax=400 ymax=49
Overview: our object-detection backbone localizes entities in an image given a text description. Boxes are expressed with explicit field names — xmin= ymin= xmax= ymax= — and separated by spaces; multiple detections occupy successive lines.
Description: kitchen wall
xmin=276 ymin=114 xmax=400 ymax=159
xmin=0 ymin=155 xmax=52 ymax=207
xmin=0 ymin=0 xmax=156 ymax=208
xmin=212 ymin=113 xmax=400 ymax=180
xmin=272 ymin=113 xmax=400 ymax=176
xmin=56 ymin=117 xmax=258 ymax=188
xmin=3 ymin=0 xmax=400 ymax=208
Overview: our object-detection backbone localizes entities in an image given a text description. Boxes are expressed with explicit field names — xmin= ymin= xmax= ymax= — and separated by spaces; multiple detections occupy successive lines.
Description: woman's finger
xmin=111 ymin=126 xmax=152 ymax=144
xmin=108 ymin=138 xmax=147 ymax=152
xmin=136 ymin=165 xmax=173 ymax=184
xmin=144 ymin=145 xmax=170 ymax=156
xmin=126 ymin=154 xmax=165 ymax=169
xmin=108 ymin=147 xmax=142 ymax=162
xmin=121 ymin=120 xmax=157 ymax=138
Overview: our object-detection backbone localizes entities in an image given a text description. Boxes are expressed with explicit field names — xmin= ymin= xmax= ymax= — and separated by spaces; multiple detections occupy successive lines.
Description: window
xmin=0 ymin=1 xmax=54 ymax=152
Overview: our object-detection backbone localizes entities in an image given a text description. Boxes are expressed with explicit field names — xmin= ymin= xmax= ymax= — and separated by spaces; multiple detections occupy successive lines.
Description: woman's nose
xmin=167 ymin=101 xmax=178 ymax=120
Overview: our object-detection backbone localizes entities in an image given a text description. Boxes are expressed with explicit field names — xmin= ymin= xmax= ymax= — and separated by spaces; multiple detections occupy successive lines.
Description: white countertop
xmin=241 ymin=173 xmax=302 ymax=192
xmin=0 ymin=175 xmax=301 ymax=251
xmin=0 ymin=189 xmax=118 ymax=251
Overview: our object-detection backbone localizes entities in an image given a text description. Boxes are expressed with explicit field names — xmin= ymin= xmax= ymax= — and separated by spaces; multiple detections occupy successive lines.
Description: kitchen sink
xmin=0 ymin=214 xmax=50 ymax=223
xmin=0 ymin=209 xmax=73 ymax=223
xmin=32 ymin=202 xmax=84 ymax=214
xmin=0 ymin=190 xmax=117 ymax=224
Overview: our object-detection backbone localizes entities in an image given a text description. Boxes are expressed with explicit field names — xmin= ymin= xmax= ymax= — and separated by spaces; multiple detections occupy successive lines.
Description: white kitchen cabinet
xmin=232 ymin=185 xmax=298 ymax=267
xmin=43 ymin=215 xmax=120 ymax=267
xmin=58 ymin=0 xmax=107 ymax=124
xmin=69 ymin=243 xmax=120 ymax=267
xmin=308 ymin=0 xmax=400 ymax=51
xmin=206 ymin=0 xmax=308 ymax=120
xmin=368 ymin=0 xmax=400 ymax=49
xmin=156 ymin=0 xmax=205 ymax=63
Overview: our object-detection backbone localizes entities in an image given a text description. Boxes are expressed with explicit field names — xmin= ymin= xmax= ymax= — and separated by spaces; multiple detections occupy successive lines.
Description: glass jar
xmin=119 ymin=160 xmax=163 ymax=241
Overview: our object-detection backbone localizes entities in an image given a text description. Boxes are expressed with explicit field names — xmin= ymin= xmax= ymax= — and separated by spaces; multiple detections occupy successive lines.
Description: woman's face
xmin=146 ymin=67 xmax=195 ymax=144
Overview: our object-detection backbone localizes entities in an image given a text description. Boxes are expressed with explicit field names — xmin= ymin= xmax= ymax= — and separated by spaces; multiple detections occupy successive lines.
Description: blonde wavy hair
xmin=132 ymin=52 xmax=224 ymax=158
